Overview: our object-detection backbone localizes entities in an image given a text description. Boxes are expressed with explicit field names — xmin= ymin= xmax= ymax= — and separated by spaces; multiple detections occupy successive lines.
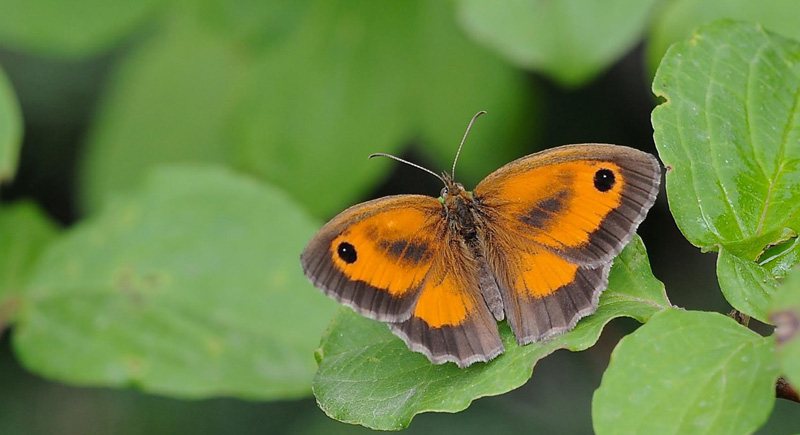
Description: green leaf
xmin=313 ymin=236 xmax=670 ymax=430
xmin=759 ymin=235 xmax=800 ymax=279
xmin=0 ymin=0 xmax=159 ymax=57
xmin=0 ymin=64 xmax=22 ymax=183
xmin=0 ymin=201 xmax=58 ymax=326
xmin=80 ymin=0 xmax=535 ymax=219
xmin=653 ymin=21 xmax=800 ymax=319
xmin=592 ymin=309 xmax=778 ymax=435
xmin=232 ymin=0 xmax=536 ymax=217
xmin=717 ymin=248 xmax=779 ymax=324
xmin=770 ymin=266 xmax=800 ymax=391
xmin=648 ymin=0 xmax=800 ymax=75
xmin=180 ymin=0 xmax=312 ymax=49
xmin=14 ymin=165 xmax=339 ymax=399
xmin=79 ymin=17 xmax=247 ymax=213
xmin=455 ymin=0 xmax=660 ymax=87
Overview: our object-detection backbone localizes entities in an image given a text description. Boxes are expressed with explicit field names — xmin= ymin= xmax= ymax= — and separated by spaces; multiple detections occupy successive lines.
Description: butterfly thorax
xmin=441 ymin=173 xmax=482 ymax=249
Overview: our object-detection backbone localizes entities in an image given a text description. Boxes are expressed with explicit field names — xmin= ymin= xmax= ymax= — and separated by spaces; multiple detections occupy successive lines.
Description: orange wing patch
xmin=330 ymin=207 xmax=438 ymax=297
xmin=516 ymin=249 xmax=579 ymax=298
xmin=412 ymin=273 xmax=474 ymax=328
xmin=482 ymin=161 xmax=624 ymax=250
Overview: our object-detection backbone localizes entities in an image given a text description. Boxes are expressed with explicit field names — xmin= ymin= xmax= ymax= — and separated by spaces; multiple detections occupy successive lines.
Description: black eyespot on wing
xmin=594 ymin=169 xmax=615 ymax=192
xmin=337 ymin=242 xmax=357 ymax=263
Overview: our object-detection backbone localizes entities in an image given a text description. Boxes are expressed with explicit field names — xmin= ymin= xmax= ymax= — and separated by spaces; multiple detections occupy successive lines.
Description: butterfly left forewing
xmin=301 ymin=195 xmax=445 ymax=323
xmin=475 ymin=144 xmax=661 ymax=344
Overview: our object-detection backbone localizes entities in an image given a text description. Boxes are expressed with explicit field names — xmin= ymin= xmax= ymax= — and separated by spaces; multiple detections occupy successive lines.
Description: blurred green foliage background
xmin=1 ymin=0 xmax=800 ymax=433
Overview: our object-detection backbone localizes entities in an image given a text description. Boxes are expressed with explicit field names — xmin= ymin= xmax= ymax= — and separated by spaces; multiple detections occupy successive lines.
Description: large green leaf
xmin=79 ymin=17 xmax=247 ymax=213
xmin=80 ymin=0 xmax=535 ymax=219
xmin=456 ymin=0 xmax=660 ymax=87
xmin=648 ymin=0 xmax=800 ymax=74
xmin=0 ymin=201 xmax=58 ymax=327
xmin=14 ymin=165 xmax=339 ymax=399
xmin=0 ymin=0 xmax=159 ymax=57
xmin=180 ymin=0 xmax=312 ymax=49
xmin=770 ymin=266 xmax=800 ymax=391
xmin=593 ymin=309 xmax=778 ymax=435
xmin=0 ymin=64 xmax=22 ymax=183
xmin=653 ymin=21 xmax=800 ymax=320
xmin=232 ymin=0 xmax=535 ymax=217
xmin=313 ymin=236 xmax=670 ymax=430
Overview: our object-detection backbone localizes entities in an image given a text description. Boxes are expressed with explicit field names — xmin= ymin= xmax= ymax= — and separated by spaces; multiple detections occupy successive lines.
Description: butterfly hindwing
xmin=484 ymin=239 xmax=611 ymax=344
xmin=389 ymin=237 xmax=504 ymax=368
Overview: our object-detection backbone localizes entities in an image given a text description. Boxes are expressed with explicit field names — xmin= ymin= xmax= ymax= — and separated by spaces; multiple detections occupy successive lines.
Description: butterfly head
xmin=440 ymin=172 xmax=468 ymax=199
xmin=440 ymin=172 xmax=474 ymax=214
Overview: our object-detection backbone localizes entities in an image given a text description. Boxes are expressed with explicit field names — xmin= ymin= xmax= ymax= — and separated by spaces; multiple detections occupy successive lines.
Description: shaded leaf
xmin=593 ymin=309 xmax=778 ymax=435
xmin=80 ymin=0 xmax=535 ymax=219
xmin=180 ymin=0 xmax=312 ymax=49
xmin=653 ymin=21 xmax=800 ymax=319
xmin=0 ymin=0 xmax=159 ymax=57
xmin=0 ymin=64 xmax=22 ymax=183
xmin=648 ymin=0 xmax=800 ymax=74
xmin=717 ymin=247 xmax=779 ymax=324
xmin=313 ymin=236 xmax=669 ymax=430
xmin=79 ymin=18 xmax=247 ymax=213
xmin=456 ymin=0 xmax=660 ymax=87
xmin=759 ymin=235 xmax=800 ymax=280
xmin=15 ymin=165 xmax=339 ymax=399
xmin=770 ymin=266 xmax=800 ymax=391
xmin=232 ymin=0 xmax=535 ymax=217
xmin=0 ymin=201 xmax=58 ymax=326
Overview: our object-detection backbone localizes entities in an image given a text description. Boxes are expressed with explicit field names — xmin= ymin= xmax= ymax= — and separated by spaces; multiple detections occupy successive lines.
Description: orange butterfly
xmin=301 ymin=112 xmax=661 ymax=368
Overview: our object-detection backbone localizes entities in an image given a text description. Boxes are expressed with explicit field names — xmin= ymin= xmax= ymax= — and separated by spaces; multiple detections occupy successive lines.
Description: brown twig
xmin=727 ymin=309 xmax=750 ymax=328
xmin=776 ymin=377 xmax=800 ymax=403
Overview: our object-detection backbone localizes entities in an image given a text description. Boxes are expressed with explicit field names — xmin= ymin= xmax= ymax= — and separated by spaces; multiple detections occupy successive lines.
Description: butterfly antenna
xmin=451 ymin=110 xmax=487 ymax=179
xmin=368 ymin=153 xmax=447 ymax=186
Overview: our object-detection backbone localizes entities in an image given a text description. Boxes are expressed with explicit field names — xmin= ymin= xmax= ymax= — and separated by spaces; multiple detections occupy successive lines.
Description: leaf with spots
xmin=592 ymin=309 xmax=778 ymax=435
xmin=653 ymin=21 xmax=800 ymax=321
xmin=13 ymin=165 xmax=339 ymax=399
xmin=313 ymin=236 xmax=670 ymax=430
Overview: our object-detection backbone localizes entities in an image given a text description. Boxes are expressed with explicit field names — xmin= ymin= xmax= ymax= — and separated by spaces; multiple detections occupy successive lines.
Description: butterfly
xmin=301 ymin=112 xmax=661 ymax=368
